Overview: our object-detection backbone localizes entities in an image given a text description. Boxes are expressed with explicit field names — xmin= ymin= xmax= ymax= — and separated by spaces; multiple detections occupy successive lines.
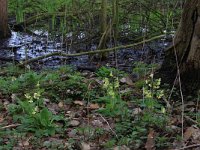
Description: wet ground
xmin=0 ymin=31 xmax=172 ymax=72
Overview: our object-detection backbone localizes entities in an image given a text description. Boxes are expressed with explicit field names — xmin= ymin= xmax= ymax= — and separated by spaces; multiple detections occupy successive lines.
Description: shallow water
xmin=0 ymin=31 xmax=172 ymax=71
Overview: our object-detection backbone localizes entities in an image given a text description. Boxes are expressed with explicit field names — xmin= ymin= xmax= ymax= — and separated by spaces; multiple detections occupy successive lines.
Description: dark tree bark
xmin=0 ymin=0 xmax=11 ymax=38
xmin=160 ymin=0 xmax=200 ymax=89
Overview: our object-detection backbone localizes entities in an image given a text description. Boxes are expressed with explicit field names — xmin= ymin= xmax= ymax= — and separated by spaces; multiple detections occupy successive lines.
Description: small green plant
xmin=96 ymin=66 xmax=126 ymax=78
xmin=156 ymin=136 xmax=170 ymax=149
xmin=8 ymin=83 xmax=64 ymax=136
xmin=133 ymin=62 xmax=158 ymax=78
xmin=43 ymin=139 xmax=67 ymax=149
xmin=114 ymin=119 xmax=147 ymax=148
xmin=97 ymin=72 xmax=129 ymax=118
xmin=139 ymin=73 xmax=169 ymax=128
xmin=103 ymin=139 xmax=116 ymax=148
xmin=133 ymin=62 xmax=159 ymax=89
xmin=76 ymin=126 xmax=95 ymax=139
xmin=143 ymin=76 xmax=165 ymax=100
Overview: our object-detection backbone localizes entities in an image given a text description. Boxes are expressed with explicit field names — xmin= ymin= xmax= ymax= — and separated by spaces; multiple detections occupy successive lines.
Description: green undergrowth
xmin=0 ymin=64 xmax=173 ymax=149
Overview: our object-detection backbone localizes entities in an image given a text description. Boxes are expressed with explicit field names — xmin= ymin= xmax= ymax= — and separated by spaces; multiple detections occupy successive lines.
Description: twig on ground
xmin=184 ymin=115 xmax=199 ymax=125
xmin=176 ymin=144 xmax=200 ymax=150
xmin=0 ymin=123 xmax=21 ymax=129
xmin=97 ymin=113 xmax=118 ymax=139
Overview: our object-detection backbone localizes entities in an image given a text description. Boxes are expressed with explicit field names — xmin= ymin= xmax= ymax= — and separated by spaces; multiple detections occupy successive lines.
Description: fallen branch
xmin=0 ymin=34 xmax=165 ymax=75
xmin=18 ymin=34 xmax=165 ymax=67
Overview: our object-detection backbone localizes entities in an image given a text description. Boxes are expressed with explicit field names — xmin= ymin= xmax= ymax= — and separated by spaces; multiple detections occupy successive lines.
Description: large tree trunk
xmin=161 ymin=0 xmax=200 ymax=89
xmin=0 ymin=0 xmax=11 ymax=38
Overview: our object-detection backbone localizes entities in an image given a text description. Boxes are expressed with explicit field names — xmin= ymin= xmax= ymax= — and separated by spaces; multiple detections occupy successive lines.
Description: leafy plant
xmin=8 ymin=83 xmax=65 ymax=136
xmin=156 ymin=136 xmax=170 ymax=148
xmin=97 ymin=74 xmax=129 ymax=118
xmin=114 ymin=119 xmax=147 ymax=148
xmin=133 ymin=62 xmax=158 ymax=78
xmin=103 ymin=139 xmax=116 ymax=149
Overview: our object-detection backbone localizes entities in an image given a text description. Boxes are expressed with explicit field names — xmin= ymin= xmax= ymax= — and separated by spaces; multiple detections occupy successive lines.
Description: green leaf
xmin=39 ymin=108 xmax=52 ymax=127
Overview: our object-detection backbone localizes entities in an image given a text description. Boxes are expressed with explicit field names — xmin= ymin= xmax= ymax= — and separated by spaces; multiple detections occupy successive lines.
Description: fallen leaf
xmin=11 ymin=94 xmax=17 ymax=102
xmin=3 ymin=100 xmax=9 ymax=106
xmin=120 ymin=76 xmax=134 ymax=86
xmin=95 ymin=79 xmax=104 ymax=85
xmin=184 ymin=126 xmax=199 ymax=141
xmin=193 ymin=130 xmax=200 ymax=141
xmin=68 ymin=129 xmax=77 ymax=138
xmin=120 ymin=88 xmax=132 ymax=94
xmin=69 ymin=120 xmax=80 ymax=127
xmin=80 ymin=142 xmax=90 ymax=150
xmin=145 ymin=128 xmax=155 ymax=150
xmin=132 ymin=108 xmax=142 ymax=115
xmin=91 ymin=120 xmax=103 ymax=127
xmin=18 ymin=140 xmax=29 ymax=147
xmin=166 ymin=125 xmax=181 ymax=132
xmin=89 ymin=103 xmax=100 ymax=110
xmin=120 ymin=78 xmax=126 ymax=83
xmin=48 ymin=103 xmax=59 ymax=114
xmin=43 ymin=98 xmax=50 ymax=103
xmin=74 ymin=100 xmax=85 ymax=106
xmin=114 ymin=145 xmax=130 ymax=150
xmin=0 ymin=115 xmax=4 ymax=123
xmin=58 ymin=101 xmax=64 ymax=108
xmin=65 ymin=111 xmax=74 ymax=118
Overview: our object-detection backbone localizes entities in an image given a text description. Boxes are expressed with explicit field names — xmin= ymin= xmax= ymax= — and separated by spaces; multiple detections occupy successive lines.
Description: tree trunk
xmin=0 ymin=0 xmax=11 ymax=38
xmin=98 ymin=0 xmax=108 ymax=59
xmin=112 ymin=0 xmax=119 ymax=43
xmin=160 ymin=0 xmax=200 ymax=89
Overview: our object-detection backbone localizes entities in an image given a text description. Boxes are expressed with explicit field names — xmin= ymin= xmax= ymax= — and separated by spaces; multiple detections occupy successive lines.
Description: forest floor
xmin=0 ymin=63 xmax=200 ymax=150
